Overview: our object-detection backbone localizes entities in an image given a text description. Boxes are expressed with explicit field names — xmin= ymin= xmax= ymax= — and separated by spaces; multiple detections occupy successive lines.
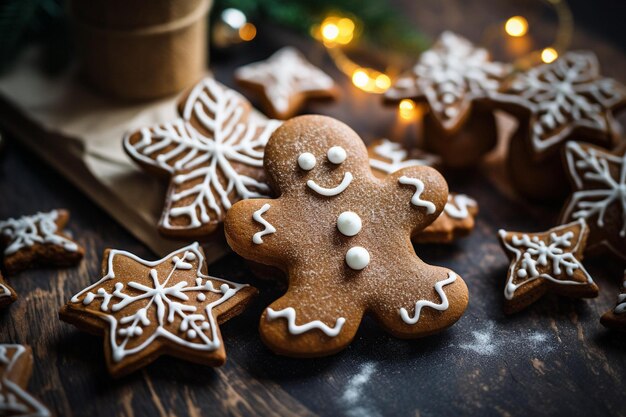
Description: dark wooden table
xmin=1 ymin=1 xmax=625 ymax=416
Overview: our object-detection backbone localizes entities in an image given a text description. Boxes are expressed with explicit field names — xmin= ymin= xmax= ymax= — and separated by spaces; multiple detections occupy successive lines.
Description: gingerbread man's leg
xmin=368 ymin=264 xmax=468 ymax=338
xmin=259 ymin=280 xmax=365 ymax=357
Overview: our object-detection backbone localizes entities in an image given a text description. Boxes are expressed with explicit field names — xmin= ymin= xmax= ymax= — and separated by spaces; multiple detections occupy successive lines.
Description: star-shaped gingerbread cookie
xmin=492 ymin=51 xmax=626 ymax=158
xmin=60 ymin=242 xmax=256 ymax=377
xmin=235 ymin=47 xmax=338 ymax=120
xmin=600 ymin=271 xmax=626 ymax=331
xmin=560 ymin=141 xmax=626 ymax=260
xmin=0 ymin=271 xmax=17 ymax=308
xmin=385 ymin=31 xmax=511 ymax=132
xmin=498 ymin=219 xmax=598 ymax=314
xmin=225 ymin=115 xmax=468 ymax=357
xmin=124 ymin=77 xmax=281 ymax=239
xmin=368 ymin=139 xmax=478 ymax=243
xmin=0 ymin=209 xmax=84 ymax=275
xmin=0 ymin=344 xmax=51 ymax=416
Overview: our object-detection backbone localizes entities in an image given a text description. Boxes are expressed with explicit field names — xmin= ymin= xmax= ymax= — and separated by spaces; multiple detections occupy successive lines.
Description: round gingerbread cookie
xmin=225 ymin=115 xmax=468 ymax=357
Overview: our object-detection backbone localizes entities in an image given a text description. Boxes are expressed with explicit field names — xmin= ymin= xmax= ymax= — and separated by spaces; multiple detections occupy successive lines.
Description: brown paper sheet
xmin=0 ymin=48 xmax=228 ymax=262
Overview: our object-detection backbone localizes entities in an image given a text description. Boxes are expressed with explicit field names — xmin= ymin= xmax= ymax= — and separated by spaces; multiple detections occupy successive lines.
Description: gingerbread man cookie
xmin=498 ymin=219 xmax=598 ymax=314
xmin=0 ymin=209 xmax=84 ymax=275
xmin=385 ymin=32 xmax=511 ymax=167
xmin=561 ymin=141 xmax=626 ymax=260
xmin=124 ymin=77 xmax=281 ymax=239
xmin=0 ymin=271 xmax=17 ymax=308
xmin=225 ymin=115 xmax=468 ymax=357
xmin=600 ymin=271 xmax=626 ymax=331
xmin=60 ymin=242 xmax=256 ymax=377
xmin=491 ymin=52 xmax=626 ymax=201
xmin=0 ymin=344 xmax=51 ymax=416
xmin=235 ymin=47 xmax=338 ymax=119
xmin=368 ymin=139 xmax=478 ymax=243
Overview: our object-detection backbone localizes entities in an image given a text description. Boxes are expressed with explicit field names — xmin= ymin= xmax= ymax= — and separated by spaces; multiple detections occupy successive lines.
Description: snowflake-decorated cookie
xmin=600 ymin=271 xmax=626 ymax=331
xmin=385 ymin=31 xmax=511 ymax=132
xmin=492 ymin=52 xmax=626 ymax=158
xmin=0 ymin=271 xmax=17 ymax=308
xmin=368 ymin=139 xmax=478 ymax=243
xmin=224 ymin=115 xmax=468 ymax=357
xmin=60 ymin=242 xmax=256 ymax=377
xmin=124 ymin=77 xmax=281 ymax=239
xmin=560 ymin=141 xmax=626 ymax=260
xmin=498 ymin=219 xmax=598 ymax=314
xmin=235 ymin=47 xmax=338 ymax=119
xmin=0 ymin=344 xmax=50 ymax=417
xmin=0 ymin=209 xmax=84 ymax=275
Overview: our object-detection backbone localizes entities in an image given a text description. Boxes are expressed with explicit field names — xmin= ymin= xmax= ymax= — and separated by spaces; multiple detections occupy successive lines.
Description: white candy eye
xmin=327 ymin=146 xmax=347 ymax=164
xmin=298 ymin=152 xmax=316 ymax=171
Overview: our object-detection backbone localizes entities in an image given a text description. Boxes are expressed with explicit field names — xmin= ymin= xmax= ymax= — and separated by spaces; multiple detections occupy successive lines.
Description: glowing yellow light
xmin=399 ymin=99 xmax=418 ymax=120
xmin=320 ymin=16 xmax=355 ymax=45
xmin=374 ymin=73 xmax=391 ymax=91
xmin=321 ymin=22 xmax=340 ymax=42
xmin=505 ymin=16 xmax=528 ymax=37
xmin=352 ymin=69 xmax=370 ymax=88
xmin=541 ymin=47 xmax=558 ymax=63
xmin=239 ymin=23 xmax=257 ymax=41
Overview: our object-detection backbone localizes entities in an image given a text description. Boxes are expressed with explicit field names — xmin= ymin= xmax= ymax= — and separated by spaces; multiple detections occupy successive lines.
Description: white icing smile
xmin=307 ymin=172 xmax=353 ymax=196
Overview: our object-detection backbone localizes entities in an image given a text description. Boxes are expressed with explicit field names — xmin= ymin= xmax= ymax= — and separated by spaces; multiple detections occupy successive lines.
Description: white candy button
xmin=337 ymin=211 xmax=362 ymax=237
xmin=327 ymin=146 xmax=347 ymax=164
xmin=298 ymin=152 xmax=316 ymax=170
xmin=345 ymin=246 xmax=370 ymax=270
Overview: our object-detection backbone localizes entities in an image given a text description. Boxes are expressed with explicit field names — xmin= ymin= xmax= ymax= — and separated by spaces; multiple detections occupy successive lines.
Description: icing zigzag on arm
xmin=252 ymin=204 xmax=277 ymax=244
xmin=398 ymin=176 xmax=437 ymax=214
xmin=266 ymin=307 xmax=346 ymax=337
xmin=399 ymin=272 xmax=457 ymax=324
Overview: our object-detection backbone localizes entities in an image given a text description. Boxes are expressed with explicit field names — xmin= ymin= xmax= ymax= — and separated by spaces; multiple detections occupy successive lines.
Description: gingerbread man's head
xmin=225 ymin=115 xmax=468 ymax=357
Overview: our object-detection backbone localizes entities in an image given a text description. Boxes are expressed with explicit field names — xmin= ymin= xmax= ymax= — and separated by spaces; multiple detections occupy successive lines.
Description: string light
xmin=505 ymin=16 xmax=528 ymax=37
xmin=317 ymin=16 xmax=391 ymax=94
xmin=239 ymin=23 xmax=257 ymax=41
xmin=398 ymin=99 xmax=418 ymax=121
xmin=313 ymin=0 xmax=573 ymax=118
xmin=541 ymin=47 xmax=559 ymax=63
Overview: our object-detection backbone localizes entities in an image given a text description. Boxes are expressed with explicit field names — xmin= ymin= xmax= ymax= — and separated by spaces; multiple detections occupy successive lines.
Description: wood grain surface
xmin=1 ymin=1 xmax=625 ymax=416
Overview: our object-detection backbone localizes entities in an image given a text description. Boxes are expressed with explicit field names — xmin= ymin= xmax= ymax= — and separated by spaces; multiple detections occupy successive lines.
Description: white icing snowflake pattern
xmin=235 ymin=47 xmax=335 ymax=116
xmin=0 ymin=345 xmax=50 ymax=417
xmin=499 ymin=219 xmax=594 ymax=300
xmin=368 ymin=139 xmax=440 ymax=174
xmin=561 ymin=141 xmax=626 ymax=259
xmin=70 ymin=243 xmax=248 ymax=362
xmin=496 ymin=52 xmax=626 ymax=155
xmin=387 ymin=32 xmax=510 ymax=129
xmin=0 ymin=210 xmax=77 ymax=255
xmin=124 ymin=78 xmax=281 ymax=234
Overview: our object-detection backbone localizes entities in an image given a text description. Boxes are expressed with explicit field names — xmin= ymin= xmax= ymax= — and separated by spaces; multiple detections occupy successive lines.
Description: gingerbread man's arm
xmin=384 ymin=165 xmax=448 ymax=234
xmin=224 ymin=198 xmax=290 ymax=268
